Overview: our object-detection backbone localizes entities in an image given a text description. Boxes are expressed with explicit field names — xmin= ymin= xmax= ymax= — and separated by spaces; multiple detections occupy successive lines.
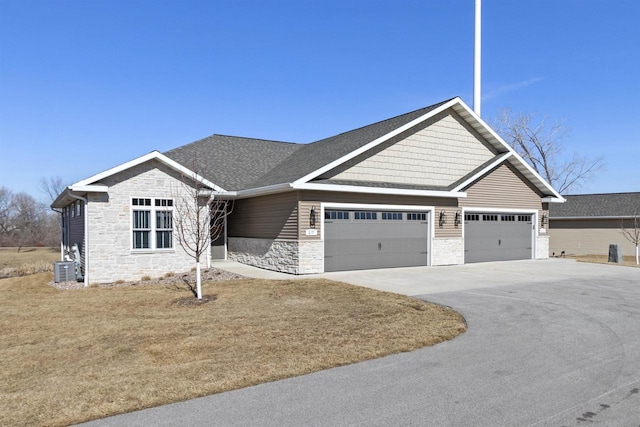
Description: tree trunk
xmin=636 ymin=245 xmax=639 ymax=266
xmin=196 ymin=261 xmax=202 ymax=299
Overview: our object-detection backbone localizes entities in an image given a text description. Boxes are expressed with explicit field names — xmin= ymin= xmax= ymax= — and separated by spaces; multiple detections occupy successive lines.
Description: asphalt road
xmin=79 ymin=260 xmax=640 ymax=426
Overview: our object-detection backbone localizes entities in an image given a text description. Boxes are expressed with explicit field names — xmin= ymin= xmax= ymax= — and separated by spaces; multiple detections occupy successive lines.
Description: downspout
xmin=68 ymin=193 xmax=89 ymax=287
xmin=50 ymin=207 xmax=64 ymax=261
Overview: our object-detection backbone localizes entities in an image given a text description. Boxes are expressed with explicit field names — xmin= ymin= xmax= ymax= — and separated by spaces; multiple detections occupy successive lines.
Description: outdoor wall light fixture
xmin=541 ymin=214 xmax=548 ymax=225
xmin=439 ymin=210 xmax=447 ymax=227
xmin=454 ymin=210 xmax=462 ymax=227
xmin=309 ymin=206 xmax=317 ymax=228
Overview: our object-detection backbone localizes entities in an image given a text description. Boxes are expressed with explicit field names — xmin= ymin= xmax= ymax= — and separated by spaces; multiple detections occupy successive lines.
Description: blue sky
xmin=1 ymin=0 xmax=638 ymax=200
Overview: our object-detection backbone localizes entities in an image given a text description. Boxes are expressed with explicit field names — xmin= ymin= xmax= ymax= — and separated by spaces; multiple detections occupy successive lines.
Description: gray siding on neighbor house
xmin=227 ymin=192 xmax=299 ymax=240
xmin=549 ymin=218 xmax=637 ymax=256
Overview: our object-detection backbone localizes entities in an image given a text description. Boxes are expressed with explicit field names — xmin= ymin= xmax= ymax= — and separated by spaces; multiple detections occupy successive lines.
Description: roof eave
xmin=51 ymin=184 xmax=109 ymax=208
xmin=550 ymin=215 xmax=636 ymax=220
xmin=293 ymin=182 xmax=466 ymax=198
xmin=74 ymin=151 xmax=225 ymax=192
xmin=451 ymin=101 xmax=565 ymax=200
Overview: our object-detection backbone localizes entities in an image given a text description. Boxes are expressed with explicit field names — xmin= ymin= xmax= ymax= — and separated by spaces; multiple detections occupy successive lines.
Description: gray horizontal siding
xmin=228 ymin=192 xmax=299 ymax=240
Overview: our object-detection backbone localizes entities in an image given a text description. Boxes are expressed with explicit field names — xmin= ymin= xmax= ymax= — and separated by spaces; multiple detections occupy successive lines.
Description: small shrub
xmin=114 ymin=280 xmax=125 ymax=285
xmin=164 ymin=272 xmax=175 ymax=278
xmin=141 ymin=276 xmax=151 ymax=281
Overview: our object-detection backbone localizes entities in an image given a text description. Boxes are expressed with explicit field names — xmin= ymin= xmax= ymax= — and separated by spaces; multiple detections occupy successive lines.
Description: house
xmin=52 ymin=97 xmax=564 ymax=285
xmin=548 ymin=192 xmax=640 ymax=256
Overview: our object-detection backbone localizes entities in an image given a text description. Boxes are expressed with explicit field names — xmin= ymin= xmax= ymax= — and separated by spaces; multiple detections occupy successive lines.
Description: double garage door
xmin=324 ymin=209 xmax=429 ymax=272
xmin=464 ymin=213 xmax=533 ymax=263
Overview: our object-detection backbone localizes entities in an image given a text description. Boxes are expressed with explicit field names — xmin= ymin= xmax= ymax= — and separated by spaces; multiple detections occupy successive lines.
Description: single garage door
xmin=464 ymin=213 xmax=533 ymax=263
xmin=324 ymin=210 xmax=429 ymax=272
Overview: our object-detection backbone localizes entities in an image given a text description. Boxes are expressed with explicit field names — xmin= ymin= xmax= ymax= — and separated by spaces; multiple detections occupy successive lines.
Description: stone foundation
xmin=228 ymin=238 xmax=324 ymax=274
xmin=536 ymin=234 xmax=550 ymax=259
xmin=432 ymin=238 xmax=465 ymax=266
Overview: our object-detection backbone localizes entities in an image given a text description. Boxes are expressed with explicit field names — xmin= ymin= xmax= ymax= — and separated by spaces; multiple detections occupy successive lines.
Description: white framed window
xmin=131 ymin=198 xmax=173 ymax=251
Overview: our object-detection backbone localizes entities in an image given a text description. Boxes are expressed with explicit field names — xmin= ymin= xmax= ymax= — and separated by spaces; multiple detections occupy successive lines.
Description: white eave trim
xmin=69 ymin=184 xmax=109 ymax=193
xmin=292 ymin=97 xmax=462 ymax=185
xmin=451 ymin=152 xmax=513 ymax=192
xmin=293 ymin=182 xmax=466 ymax=198
xmin=542 ymin=196 xmax=566 ymax=203
xmin=74 ymin=150 xmax=225 ymax=192
xmin=226 ymin=183 xmax=293 ymax=199
xmin=451 ymin=102 xmax=565 ymax=200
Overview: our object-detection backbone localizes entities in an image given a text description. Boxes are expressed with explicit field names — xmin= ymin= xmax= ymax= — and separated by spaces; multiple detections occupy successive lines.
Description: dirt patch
xmin=172 ymin=294 xmax=217 ymax=306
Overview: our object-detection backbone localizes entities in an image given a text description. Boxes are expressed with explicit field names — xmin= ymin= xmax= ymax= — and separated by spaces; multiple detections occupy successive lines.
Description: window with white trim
xmin=155 ymin=199 xmax=173 ymax=249
xmin=132 ymin=198 xmax=173 ymax=250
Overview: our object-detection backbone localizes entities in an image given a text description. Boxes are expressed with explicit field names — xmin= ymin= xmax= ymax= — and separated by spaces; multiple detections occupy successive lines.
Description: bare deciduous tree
xmin=0 ymin=185 xmax=60 ymax=249
xmin=621 ymin=209 xmax=640 ymax=265
xmin=173 ymin=172 xmax=233 ymax=299
xmin=40 ymin=176 xmax=68 ymax=205
xmin=493 ymin=109 xmax=604 ymax=194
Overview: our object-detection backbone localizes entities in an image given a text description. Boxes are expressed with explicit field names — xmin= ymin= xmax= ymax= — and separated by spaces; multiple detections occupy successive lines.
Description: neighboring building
xmin=549 ymin=192 xmax=640 ymax=256
xmin=52 ymin=97 xmax=564 ymax=285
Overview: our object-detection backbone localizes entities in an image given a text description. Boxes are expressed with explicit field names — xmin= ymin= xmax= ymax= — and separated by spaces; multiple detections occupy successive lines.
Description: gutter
xmin=68 ymin=193 xmax=89 ymax=287
xmin=217 ymin=182 xmax=466 ymax=200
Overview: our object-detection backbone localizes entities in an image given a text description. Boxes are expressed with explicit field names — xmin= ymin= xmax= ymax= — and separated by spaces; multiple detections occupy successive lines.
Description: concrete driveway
xmin=80 ymin=259 xmax=640 ymax=426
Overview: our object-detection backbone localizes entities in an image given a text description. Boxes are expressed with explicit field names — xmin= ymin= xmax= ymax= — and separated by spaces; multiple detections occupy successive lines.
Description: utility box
xmin=608 ymin=244 xmax=622 ymax=263
xmin=54 ymin=261 xmax=76 ymax=283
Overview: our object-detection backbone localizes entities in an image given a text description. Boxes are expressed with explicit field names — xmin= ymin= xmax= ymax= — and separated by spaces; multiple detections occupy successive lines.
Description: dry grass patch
xmin=568 ymin=254 xmax=640 ymax=268
xmin=0 ymin=273 xmax=466 ymax=426
xmin=0 ymin=247 xmax=59 ymax=278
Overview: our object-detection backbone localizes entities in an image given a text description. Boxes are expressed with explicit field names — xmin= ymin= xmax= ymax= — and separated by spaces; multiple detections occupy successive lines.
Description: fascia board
xmin=506 ymin=152 xmax=564 ymax=200
xmin=232 ymin=183 xmax=293 ymax=199
xmin=69 ymin=184 xmax=109 ymax=193
xmin=74 ymin=151 xmax=225 ymax=192
xmin=451 ymin=152 xmax=513 ymax=192
xmin=51 ymin=188 xmax=72 ymax=209
xmin=51 ymin=185 xmax=109 ymax=208
xmin=292 ymin=97 xmax=462 ymax=185
xmin=542 ymin=196 xmax=566 ymax=203
xmin=293 ymin=182 xmax=466 ymax=198
xmin=451 ymin=102 xmax=565 ymax=200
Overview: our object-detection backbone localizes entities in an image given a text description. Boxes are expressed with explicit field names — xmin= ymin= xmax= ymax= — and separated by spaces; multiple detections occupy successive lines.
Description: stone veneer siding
xmin=229 ymin=238 xmax=298 ymax=274
xmin=298 ymin=240 xmax=324 ymax=274
xmin=86 ymin=161 xmax=201 ymax=283
xmin=432 ymin=238 xmax=465 ymax=266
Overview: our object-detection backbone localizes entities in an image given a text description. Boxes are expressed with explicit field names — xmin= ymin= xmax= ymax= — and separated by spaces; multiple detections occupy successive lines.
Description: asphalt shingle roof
xmin=549 ymin=193 xmax=640 ymax=218
xmin=164 ymin=99 xmax=454 ymax=191
xmin=164 ymin=135 xmax=301 ymax=191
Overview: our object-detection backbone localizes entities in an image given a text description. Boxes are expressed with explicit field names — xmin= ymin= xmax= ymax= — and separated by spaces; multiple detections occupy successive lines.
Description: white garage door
xmin=464 ymin=213 xmax=533 ymax=263
xmin=324 ymin=210 xmax=429 ymax=272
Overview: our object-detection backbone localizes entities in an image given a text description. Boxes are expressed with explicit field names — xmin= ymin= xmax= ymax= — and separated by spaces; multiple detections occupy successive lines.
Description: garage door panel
xmin=324 ymin=210 xmax=429 ymax=272
xmin=465 ymin=213 xmax=532 ymax=263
